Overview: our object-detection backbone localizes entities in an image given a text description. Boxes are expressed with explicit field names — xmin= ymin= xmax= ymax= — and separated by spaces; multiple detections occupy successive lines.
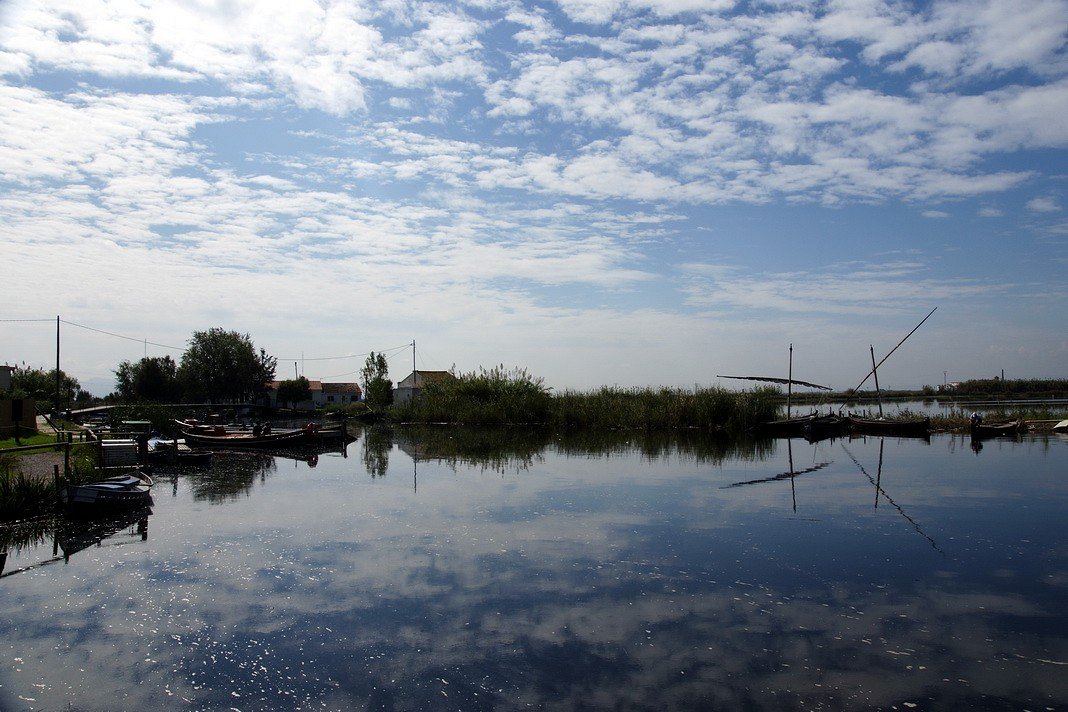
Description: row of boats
xmin=755 ymin=412 xmax=1027 ymax=442
xmin=60 ymin=418 xmax=354 ymax=514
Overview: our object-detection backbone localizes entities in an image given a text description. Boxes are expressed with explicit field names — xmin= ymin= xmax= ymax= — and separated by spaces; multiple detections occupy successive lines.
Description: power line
xmin=61 ymin=319 xmax=188 ymax=352
xmin=6 ymin=315 xmax=416 ymax=378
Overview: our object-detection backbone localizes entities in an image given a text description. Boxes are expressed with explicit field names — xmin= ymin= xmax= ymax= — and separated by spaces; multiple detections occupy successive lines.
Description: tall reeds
xmin=391 ymin=367 xmax=778 ymax=434
xmin=0 ymin=455 xmax=58 ymax=522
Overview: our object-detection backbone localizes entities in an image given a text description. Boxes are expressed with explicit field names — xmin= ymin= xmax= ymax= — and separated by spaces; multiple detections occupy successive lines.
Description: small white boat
xmin=1053 ymin=419 xmax=1068 ymax=433
xmin=61 ymin=471 xmax=154 ymax=510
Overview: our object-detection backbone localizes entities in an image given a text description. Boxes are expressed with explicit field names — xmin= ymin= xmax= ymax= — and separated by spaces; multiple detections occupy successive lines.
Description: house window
xmin=327 ymin=395 xmax=334 ymax=402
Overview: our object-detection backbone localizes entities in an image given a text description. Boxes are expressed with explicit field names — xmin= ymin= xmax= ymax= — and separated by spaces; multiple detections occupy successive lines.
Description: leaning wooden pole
xmin=842 ymin=307 xmax=937 ymax=406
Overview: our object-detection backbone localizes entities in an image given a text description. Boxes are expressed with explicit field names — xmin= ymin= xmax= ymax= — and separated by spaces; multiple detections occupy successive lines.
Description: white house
xmin=267 ymin=380 xmax=362 ymax=410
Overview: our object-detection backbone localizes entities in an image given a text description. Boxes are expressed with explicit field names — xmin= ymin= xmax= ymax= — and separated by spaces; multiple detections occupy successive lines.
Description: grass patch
xmin=0 ymin=430 xmax=59 ymax=450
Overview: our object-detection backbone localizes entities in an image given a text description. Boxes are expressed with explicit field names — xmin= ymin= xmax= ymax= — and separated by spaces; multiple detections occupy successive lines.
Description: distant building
xmin=393 ymin=370 xmax=456 ymax=404
xmin=0 ymin=364 xmax=12 ymax=391
xmin=266 ymin=380 xmax=362 ymax=410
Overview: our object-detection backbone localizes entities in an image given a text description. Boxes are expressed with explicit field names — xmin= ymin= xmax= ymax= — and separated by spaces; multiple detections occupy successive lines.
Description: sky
xmin=0 ymin=0 xmax=1065 ymax=397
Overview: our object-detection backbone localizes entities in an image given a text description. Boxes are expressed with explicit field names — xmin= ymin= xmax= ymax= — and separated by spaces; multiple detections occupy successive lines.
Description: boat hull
xmin=847 ymin=415 xmax=930 ymax=438
xmin=62 ymin=472 xmax=154 ymax=511
xmin=970 ymin=420 xmax=1023 ymax=439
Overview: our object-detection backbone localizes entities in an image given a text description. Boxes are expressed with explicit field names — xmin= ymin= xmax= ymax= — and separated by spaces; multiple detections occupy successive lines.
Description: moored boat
xmin=970 ymin=419 xmax=1023 ymax=439
xmin=846 ymin=414 xmax=930 ymax=438
xmin=180 ymin=428 xmax=309 ymax=448
xmin=61 ymin=471 xmax=154 ymax=511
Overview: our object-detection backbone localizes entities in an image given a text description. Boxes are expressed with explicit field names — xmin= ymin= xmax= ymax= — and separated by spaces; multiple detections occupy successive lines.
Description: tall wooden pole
xmin=787 ymin=343 xmax=793 ymax=419
xmin=55 ymin=315 xmax=60 ymax=415
xmin=870 ymin=345 xmax=883 ymax=418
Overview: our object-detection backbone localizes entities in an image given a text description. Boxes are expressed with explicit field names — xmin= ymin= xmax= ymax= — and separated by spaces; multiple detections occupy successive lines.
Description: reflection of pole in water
xmin=874 ymin=439 xmax=883 ymax=509
xmin=722 ymin=440 xmax=831 ymax=515
xmin=842 ymin=441 xmax=942 ymax=554
xmin=789 ymin=439 xmax=796 ymax=512
xmin=414 ymin=458 xmax=418 ymax=494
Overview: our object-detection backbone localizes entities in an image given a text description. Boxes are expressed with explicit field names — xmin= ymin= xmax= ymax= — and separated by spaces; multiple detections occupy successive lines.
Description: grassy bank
xmin=391 ymin=367 xmax=779 ymax=433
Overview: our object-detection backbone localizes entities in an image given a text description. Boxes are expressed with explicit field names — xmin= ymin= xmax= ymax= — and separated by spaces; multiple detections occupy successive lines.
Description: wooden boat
xmin=970 ymin=419 xmax=1023 ymax=439
xmin=846 ymin=415 xmax=930 ymax=438
xmin=180 ymin=428 xmax=309 ymax=448
xmin=61 ymin=471 xmax=153 ymax=510
xmin=803 ymin=414 xmax=847 ymax=442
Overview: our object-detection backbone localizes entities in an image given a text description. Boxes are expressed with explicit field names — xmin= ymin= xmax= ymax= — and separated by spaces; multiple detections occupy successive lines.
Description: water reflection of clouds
xmin=1 ymin=436 xmax=1066 ymax=710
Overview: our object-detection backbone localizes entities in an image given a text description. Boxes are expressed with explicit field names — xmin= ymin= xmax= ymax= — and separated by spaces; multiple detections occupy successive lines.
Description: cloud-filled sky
xmin=1 ymin=0 xmax=1065 ymax=395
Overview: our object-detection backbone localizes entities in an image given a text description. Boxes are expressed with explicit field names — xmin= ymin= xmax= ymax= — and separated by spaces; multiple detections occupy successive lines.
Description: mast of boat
xmin=787 ymin=343 xmax=793 ymax=419
xmin=841 ymin=307 xmax=937 ymax=409
xmin=870 ymin=345 xmax=883 ymax=418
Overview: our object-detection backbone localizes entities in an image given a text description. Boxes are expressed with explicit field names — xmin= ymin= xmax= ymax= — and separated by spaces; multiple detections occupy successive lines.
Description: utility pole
xmin=412 ymin=340 xmax=416 ymax=379
xmin=55 ymin=315 xmax=60 ymax=416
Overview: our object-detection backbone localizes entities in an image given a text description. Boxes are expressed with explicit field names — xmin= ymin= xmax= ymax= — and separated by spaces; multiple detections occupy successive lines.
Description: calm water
xmin=1 ymin=429 xmax=1066 ymax=711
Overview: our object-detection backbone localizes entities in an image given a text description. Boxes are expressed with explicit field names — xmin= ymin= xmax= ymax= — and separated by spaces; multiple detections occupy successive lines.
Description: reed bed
xmin=0 ymin=455 xmax=58 ymax=521
xmin=392 ymin=368 xmax=778 ymax=434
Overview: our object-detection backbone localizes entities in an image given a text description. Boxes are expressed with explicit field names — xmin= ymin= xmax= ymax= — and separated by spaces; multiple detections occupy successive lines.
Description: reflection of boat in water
xmin=723 ymin=440 xmax=831 ymax=512
xmin=753 ymin=414 xmax=816 ymax=439
xmin=1 ymin=508 xmax=151 ymax=579
xmin=846 ymin=414 xmax=930 ymax=438
xmin=61 ymin=471 xmax=154 ymax=511
xmin=970 ymin=419 xmax=1023 ymax=440
xmin=56 ymin=507 xmax=151 ymax=560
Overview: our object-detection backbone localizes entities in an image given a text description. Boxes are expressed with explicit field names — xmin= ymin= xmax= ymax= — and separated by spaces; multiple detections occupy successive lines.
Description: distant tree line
xmin=944 ymin=378 xmax=1068 ymax=398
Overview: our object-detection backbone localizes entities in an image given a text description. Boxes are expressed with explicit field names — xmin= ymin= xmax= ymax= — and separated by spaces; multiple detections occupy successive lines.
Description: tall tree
xmin=178 ymin=328 xmax=277 ymax=403
xmin=114 ymin=356 xmax=182 ymax=402
xmin=276 ymin=377 xmax=311 ymax=409
xmin=361 ymin=351 xmax=393 ymax=408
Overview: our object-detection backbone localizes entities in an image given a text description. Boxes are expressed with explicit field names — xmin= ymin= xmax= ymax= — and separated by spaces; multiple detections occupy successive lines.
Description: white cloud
xmin=922 ymin=210 xmax=949 ymax=219
xmin=1027 ymin=196 xmax=1061 ymax=213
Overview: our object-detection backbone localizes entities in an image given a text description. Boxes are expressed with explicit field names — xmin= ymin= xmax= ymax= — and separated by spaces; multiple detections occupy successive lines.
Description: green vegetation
xmin=0 ymin=431 xmax=52 ymax=450
xmin=393 ymin=366 xmax=549 ymax=425
xmin=0 ymin=446 xmax=99 ymax=522
xmin=2 ymin=366 xmax=91 ymax=412
xmin=392 ymin=367 xmax=778 ymax=433
xmin=361 ymin=352 xmax=393 ymax=409
xmin=114 ymin=355 xmax=182 ymax=402
xmin=548 ymin=385 xmax=777 ymax=433
xmin=178 ymin=328 xmax=276 ymax=403
xmin=276 ymin=377 xmax=312 ymax=409
xmin=944 ymin=378 xmax=1068 ymax=398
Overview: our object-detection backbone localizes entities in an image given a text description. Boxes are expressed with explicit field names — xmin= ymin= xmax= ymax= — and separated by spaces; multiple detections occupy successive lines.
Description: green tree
xmin=361 ymin=351 xmax=392 ymax=408
xmin=276 ymin=377 xmax=312 ymax=409
xmin=178 ymin=328 xmax=277 ymax=403
xmin=10 ymin=366 xmax=80 ymax=412
xmin=114 ymin=356 xmax=182 ymax=402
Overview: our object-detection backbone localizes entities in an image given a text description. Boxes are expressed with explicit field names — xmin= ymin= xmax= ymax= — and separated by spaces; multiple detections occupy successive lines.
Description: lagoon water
xmin=1 ymin=429 xmax=1066 ymax=711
